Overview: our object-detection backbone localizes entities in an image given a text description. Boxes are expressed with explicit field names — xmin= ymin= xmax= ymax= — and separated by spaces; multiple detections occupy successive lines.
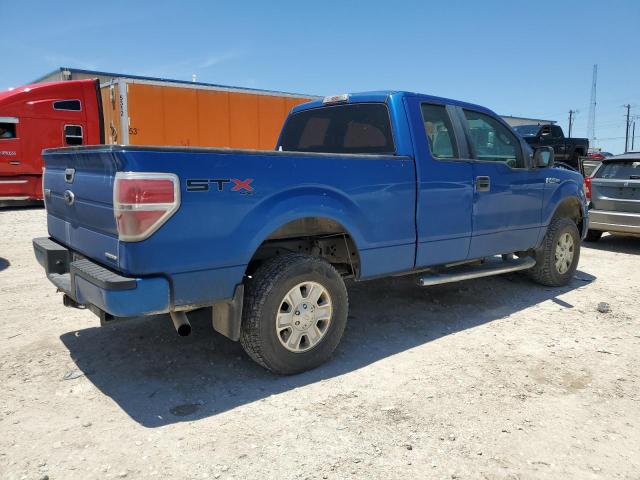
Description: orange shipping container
xmin=100 ymin=78 xmax=315 ymax=149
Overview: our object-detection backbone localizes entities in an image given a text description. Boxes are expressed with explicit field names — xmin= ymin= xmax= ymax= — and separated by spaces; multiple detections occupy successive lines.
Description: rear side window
xmin=420 ymin=103 xmax=458 ymax=159
xmin=54 ymin=100 xmax=81 ymax=111
xmin=463 ymin=109 xmax=523 ymax=168
xmin=0 ymin=122 xmax=17 ymax=139
xmin=64 ymin=125 xmax=83 ymax=145
xmin=279 ymin=103 xmax=395 ymax=154
xmin=597 ymin=161 xmax=640 ymax=179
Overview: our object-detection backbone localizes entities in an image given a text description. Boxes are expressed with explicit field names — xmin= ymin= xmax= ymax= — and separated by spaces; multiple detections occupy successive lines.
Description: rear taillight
xmin=584 ymin=176 xmax=592 ymax=200
xmin=113 ymin=172 xmax=180 ymax=241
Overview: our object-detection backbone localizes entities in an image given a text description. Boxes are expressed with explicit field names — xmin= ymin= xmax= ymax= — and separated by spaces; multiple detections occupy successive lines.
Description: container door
xmin=229 ymin=92 xmax=259 ymax=149
xmin=101 ymin=84 xmax=121 ymax=144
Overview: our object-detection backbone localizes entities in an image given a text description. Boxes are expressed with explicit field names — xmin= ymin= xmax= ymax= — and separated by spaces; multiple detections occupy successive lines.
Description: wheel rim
xmin=276 ymin=281 xmax=332 ymax=353
xmin=555 ymin=232 xmax=575 ymax=274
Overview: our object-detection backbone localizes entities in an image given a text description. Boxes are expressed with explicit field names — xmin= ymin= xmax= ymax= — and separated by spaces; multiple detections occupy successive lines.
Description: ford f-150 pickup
xmin=33 ymin=91 xmax=588 ymax=374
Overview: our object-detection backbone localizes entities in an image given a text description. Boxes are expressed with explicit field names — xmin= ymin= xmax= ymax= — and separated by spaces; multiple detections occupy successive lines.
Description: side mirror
xmin=534 ymin=146 xmax=554 ymax=168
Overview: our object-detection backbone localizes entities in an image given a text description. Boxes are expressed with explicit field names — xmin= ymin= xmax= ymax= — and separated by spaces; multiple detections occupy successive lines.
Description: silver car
xmin=585 ymin=152 xmax=640 ymax=241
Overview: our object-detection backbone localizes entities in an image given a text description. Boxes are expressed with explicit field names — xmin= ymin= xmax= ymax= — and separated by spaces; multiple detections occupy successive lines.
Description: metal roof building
xmin=501 ymin=115 xmax=556 ymax=127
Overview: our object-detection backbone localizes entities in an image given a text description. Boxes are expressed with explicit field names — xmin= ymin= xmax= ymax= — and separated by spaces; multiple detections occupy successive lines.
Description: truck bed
xmin=42 ymin=145 xmax=416 ymax=308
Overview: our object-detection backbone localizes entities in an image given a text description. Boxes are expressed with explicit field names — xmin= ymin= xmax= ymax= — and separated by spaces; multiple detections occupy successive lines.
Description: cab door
xmin=457 ymin=108 xmax=546 ymax=258
xmin=405 ymin=97 xmax=474 ymax=267
xmin=0 ymin=118 xmax=22 ymax=175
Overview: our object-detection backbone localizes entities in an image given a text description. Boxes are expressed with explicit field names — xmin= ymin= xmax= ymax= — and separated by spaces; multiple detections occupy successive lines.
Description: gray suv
xmin=585 ymin=152 xmax=640 ymax=241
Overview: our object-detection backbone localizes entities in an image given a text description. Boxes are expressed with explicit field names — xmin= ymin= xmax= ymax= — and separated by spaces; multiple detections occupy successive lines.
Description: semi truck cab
xmin=0 ymin=80 xmax=103 ymax=203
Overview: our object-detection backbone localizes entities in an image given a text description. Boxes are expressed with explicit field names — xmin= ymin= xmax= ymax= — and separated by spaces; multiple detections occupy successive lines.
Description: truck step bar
xmin=417 ymin=256 xmax=536 ymax=287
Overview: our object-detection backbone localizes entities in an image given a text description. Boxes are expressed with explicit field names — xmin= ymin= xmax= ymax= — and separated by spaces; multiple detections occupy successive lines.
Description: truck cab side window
xmin=64 ymin=125 xmax=83 ymax=145
xmin=0 ymin=123 xmax=17 ymax=139
xmin=54 ymin=100 xmax=81 ymax=111
xmin=420 ymin=104 xmax=458 ymax=159
xmin=463 ymin=110 xmax=523 ymax=168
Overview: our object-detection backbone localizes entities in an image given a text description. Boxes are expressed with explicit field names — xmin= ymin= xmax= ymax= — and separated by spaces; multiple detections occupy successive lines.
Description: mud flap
xmin=212 ymin=284 xmax=244 ymax=341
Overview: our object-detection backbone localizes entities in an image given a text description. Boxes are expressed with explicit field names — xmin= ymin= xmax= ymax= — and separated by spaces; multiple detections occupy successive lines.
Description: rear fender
xmin=241 ymin=185 xmax=367 ymax=269
xmin=210 ymin=187 xmax=366 ymax=342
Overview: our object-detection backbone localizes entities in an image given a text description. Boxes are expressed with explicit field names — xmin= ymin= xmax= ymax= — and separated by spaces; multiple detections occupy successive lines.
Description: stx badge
xmin=186 ymin=178 xmax=254 ymax=193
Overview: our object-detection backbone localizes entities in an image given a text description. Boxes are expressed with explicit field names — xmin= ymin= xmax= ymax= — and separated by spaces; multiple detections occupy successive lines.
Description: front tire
xmin=240 ymin=253 xmax=348 ymax=375
xmin=528 ymin=217 xmax=581 ymax=286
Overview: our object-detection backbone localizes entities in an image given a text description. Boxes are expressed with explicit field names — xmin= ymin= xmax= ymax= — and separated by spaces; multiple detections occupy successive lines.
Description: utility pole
xmin=632 ymin=120 xmax=636 ymax=151
xmin=568 ymin=110 xmax=578 ymax=137
xmin=624 ymin=104 xmax=631 ymax=152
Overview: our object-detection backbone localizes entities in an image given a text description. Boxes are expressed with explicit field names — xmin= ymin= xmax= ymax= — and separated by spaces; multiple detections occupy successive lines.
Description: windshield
xmin=278 ymin=103 xmax=395 ymax=154
xmin=512 ymin=125 xmax=540 ymax=137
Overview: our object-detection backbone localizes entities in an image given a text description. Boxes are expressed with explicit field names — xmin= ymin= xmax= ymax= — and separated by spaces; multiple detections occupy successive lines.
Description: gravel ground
xmin=1 ymin=207 xmax=639 ymax=480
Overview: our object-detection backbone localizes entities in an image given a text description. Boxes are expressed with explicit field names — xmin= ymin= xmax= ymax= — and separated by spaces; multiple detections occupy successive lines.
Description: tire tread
xmin=528 ymin=216 xmax=580 ymax=286
xmin=240 ymin=253 xmax=346 ymax=373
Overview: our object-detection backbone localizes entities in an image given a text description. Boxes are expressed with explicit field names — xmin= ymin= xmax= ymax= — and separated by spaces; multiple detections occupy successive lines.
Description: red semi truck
xmin=0 ymin=78 xmax=312 ymax=204
xmin=0 ymin=80 xmax=103 ymax=203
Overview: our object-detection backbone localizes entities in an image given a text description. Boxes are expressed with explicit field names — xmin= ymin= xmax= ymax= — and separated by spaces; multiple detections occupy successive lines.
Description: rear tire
xmin=528 ymin=217 xmax=581 ymax=286
xmin=585 ymin=230 xmax=603 ymax=242
xmin=240 ymin=253 xmax=348 ymax=375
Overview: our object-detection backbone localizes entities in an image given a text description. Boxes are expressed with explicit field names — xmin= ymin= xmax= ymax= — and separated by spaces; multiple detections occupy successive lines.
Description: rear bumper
xmin=33 ymin=237 xmax=170 ymax=317
xmin=588 ymin=209 xmax=640 ymax=234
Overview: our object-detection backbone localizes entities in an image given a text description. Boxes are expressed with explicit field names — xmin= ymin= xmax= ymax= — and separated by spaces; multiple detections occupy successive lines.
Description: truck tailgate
xmin=43 ymin=148 xmax=119 ymax=264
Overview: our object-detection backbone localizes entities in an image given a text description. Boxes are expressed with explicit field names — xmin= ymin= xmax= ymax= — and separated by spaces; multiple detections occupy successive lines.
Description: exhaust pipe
xmin=170 ymin=311 xmax=192 ymax=337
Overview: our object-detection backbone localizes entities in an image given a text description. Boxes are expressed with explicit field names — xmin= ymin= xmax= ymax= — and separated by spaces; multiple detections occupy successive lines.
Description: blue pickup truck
xmin=33 ymin=91 xmax=587 ymax=374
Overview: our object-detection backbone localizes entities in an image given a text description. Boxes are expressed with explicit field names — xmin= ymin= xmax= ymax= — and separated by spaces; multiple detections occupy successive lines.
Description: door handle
xmin=476 ymin=176 xmax=490 ymax=192
xmin=64 ymin=168 xmax=75 ymax=183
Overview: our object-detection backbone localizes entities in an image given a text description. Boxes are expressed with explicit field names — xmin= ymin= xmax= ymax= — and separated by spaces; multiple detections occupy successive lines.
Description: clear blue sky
xmin=2 ymin=0 xmax=638 ymax=153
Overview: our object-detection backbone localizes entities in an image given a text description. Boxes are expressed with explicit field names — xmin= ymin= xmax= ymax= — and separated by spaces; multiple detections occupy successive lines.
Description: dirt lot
xmin=1 ymin=207 xmax=639 ymax=480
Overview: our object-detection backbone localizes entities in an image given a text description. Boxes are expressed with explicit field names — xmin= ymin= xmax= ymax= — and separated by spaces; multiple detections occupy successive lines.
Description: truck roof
xmin=291 ymin=90 xmax=495 ymax=116
xmin=0 ymin=79 xmax=96 ymax=107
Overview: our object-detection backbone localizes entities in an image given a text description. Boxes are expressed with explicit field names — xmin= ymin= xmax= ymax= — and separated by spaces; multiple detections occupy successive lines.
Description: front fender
xmin=539 ymin=175 xmax=587 ymax=242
